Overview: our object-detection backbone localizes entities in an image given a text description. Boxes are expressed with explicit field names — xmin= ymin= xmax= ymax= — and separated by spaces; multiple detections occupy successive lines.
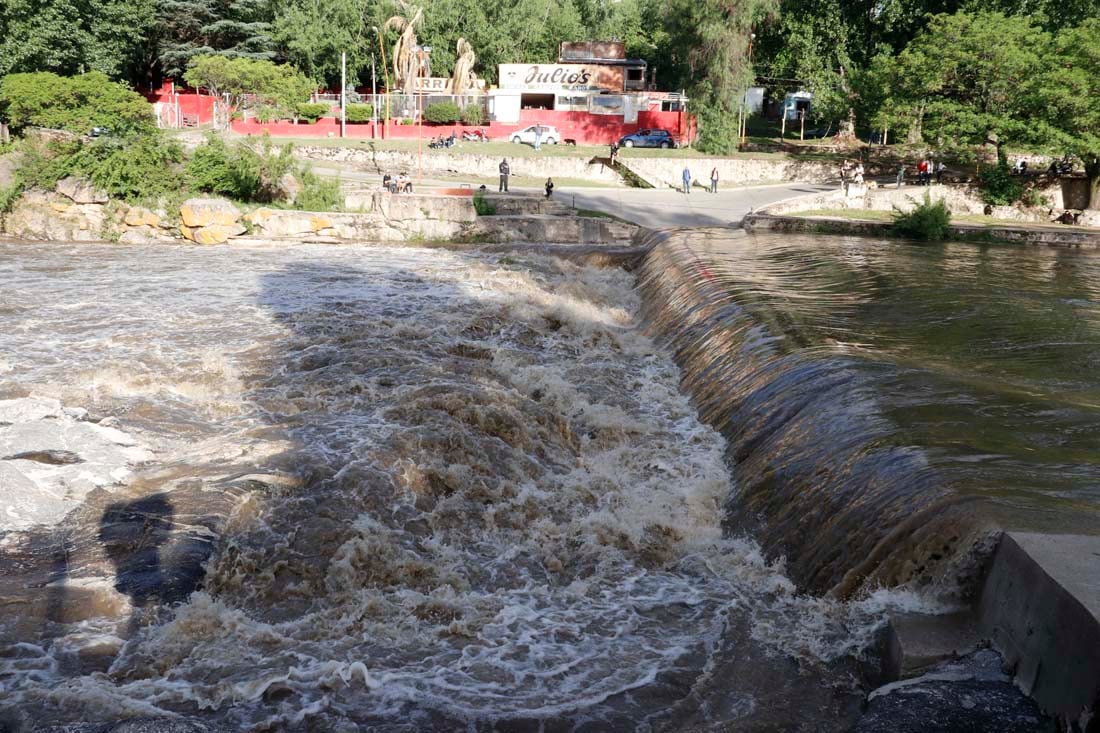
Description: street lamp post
xmin=340 ymin=51 xmax=346 ymax=139
xmin=371 ymin=54 xmax=378 ymax=140
xmin=373 ymin=26 xmax=391 ymax=139
xmin=741 ymin=32 xmax=755 ymax=148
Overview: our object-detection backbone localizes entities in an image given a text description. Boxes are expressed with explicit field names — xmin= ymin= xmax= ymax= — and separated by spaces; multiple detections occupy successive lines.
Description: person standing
xmin=896 ymin=164 xmax=906 ymax=188
xmin=533 ymin=125 xmax=542 ymax=151
xmin=682 ymin=166 xmax=692 ymax=194
xmin=545 ymin=177 xmax=554 ymax=199
xmin=499 ymin=158 xmax=510 ymax=192
xmin=935 ymin=160 xmax=946 ymax=184
xmin=609 ymin=142 xmax=619 ymax=165
xmin=710 ymin=166 xmax=719 ymax=194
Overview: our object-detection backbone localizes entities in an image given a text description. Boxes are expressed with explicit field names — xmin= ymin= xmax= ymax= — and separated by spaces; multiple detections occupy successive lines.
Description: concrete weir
xmin=881 ymin=532 xmax=1100 ymax=729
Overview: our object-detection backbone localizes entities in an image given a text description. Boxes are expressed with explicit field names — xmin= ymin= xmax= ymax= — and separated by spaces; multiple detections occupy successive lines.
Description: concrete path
xmin=559 ymin=183 xmax=833 ymax=229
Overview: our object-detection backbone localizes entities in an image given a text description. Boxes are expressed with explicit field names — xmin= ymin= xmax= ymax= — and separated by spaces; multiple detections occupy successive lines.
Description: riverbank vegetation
xmin=0 ymin=73 xmax=339 ymax=215
xmin=0 ymin=0 xmax=1097 ymax=188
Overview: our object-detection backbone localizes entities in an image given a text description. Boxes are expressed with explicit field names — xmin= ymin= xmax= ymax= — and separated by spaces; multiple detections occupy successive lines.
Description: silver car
xmin=510 ymin=125 xmax=560 ymax=145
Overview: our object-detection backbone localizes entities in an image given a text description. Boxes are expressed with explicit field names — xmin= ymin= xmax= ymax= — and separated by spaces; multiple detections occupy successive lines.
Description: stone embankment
xmin=744 ymin=184 xmax=1100 ymax=247
xmin=0 ymin=176 xmax=640 ymax=246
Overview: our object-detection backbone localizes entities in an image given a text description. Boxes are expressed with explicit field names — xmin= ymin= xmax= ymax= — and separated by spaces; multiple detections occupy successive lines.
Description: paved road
xmin=560 ymin=183 xmax=832 ymax=229
xmin=312 ymin=162 xmax=831 ymax=229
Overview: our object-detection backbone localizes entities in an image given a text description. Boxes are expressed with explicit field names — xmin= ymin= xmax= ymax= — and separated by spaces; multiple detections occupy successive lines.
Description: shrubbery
xmin=0 ymin=71 xmax=155 ymax=137
xmin=344 ymin=104 xmax=374 ymax=123
xmin=892 ymin=191 xmax=951 ymax=240
xmin=461 ymin=104 xmax=485 ymax=126
xmin=186 ymin=134 xmax=295 ymax=202
xmin=69 ymin=134 xmax=184 ymax=200
xmin=296 ymin=103 xmax=331 ymax=123
xmin=979 ymin=160 xmax=1024 ymax=205
xmin=296 ymin=168 xmax=342 ymax=211
xmin=424 ymin=101 xmax=461 ymax=124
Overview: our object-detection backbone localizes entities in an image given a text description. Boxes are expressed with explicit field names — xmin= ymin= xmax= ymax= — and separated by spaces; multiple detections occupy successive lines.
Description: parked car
xmin=617 ymin=129 xmax=677 ymax=149
xmin=509 ymin=125 xmax=560 ymax=145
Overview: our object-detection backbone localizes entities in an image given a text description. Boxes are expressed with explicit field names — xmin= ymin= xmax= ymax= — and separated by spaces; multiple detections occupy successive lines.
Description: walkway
xmin=561 ymin=183 xmax=833 ymax=229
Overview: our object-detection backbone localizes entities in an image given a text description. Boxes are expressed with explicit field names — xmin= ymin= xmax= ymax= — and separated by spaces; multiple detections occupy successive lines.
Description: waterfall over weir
xmin=637 ymin=228 xmax=1100 ymax=598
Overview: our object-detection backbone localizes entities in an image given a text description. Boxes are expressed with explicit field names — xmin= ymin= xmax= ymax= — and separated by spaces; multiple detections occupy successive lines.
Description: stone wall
xmin=293 ymin=145 xmax=622 ymax=184
xmin=620 ymin=156 xmax=839 ymax=189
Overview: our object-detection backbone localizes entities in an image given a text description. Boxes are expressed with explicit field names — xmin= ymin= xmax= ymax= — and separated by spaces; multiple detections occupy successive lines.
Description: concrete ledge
xmin=977 ymin=532 xmax=1100 ymax=727
xmin=743 ymin=212 xmax=1100 ymax=248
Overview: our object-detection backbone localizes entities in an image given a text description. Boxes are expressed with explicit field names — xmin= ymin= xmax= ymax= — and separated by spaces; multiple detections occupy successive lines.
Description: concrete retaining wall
xmin=621 ymin=156 xmax=838 ymax=190
xmin=294 ymin=146 xmax=622 ymax=184
xmin=977 ymin=532 xmax=1100 ymax=729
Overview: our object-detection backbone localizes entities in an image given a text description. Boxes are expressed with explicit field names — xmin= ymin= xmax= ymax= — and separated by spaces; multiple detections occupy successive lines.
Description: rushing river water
xmin=0 ymin=241 xmax=902 ymax=732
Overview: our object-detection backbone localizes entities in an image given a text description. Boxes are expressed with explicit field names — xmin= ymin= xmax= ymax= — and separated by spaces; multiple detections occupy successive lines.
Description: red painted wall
xmin=231 ymin=108 xmax=696 ymax=146
xmin=145 ymin=82 xmax=217 ymax=124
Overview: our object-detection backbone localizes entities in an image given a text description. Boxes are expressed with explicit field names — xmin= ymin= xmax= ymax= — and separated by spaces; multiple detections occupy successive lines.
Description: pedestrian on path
xmin=545 ymin=177 xmax=554 ymax=199
xmin=609 ymin=142 xmax=619 ymax=165
xmin=935 ymin=161 xmax=946 ymax=184
xmin=682 ymin=166 xmax=692 ymax=194
xmin=499 ymin=159 xmax=510 ymax=192
xmin=710 ymin=167 xmax=719 ymax=193
xmin=533 ymin=126 xmax=542 ymax=151
xmin=896 ymin=164 xmax=905 ymax=188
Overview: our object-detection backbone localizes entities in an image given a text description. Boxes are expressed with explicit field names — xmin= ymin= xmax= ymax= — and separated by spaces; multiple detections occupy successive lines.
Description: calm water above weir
xmin=0 ymin=242 xmax=907 ymax=732
xmin=639 ymin=230 xmax=1100 ymax=595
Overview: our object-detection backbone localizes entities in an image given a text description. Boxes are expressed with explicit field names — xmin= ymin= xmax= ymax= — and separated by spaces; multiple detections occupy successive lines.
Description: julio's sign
xmin=498 ymin=64 xmax=623 ymax=92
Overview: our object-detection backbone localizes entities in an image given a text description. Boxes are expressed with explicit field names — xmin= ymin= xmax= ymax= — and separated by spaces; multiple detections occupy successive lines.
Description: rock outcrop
xmin=178 ymin=198 xmax=246 ymax=244
xmin=55 ymin=176 xmax=109 ymax=204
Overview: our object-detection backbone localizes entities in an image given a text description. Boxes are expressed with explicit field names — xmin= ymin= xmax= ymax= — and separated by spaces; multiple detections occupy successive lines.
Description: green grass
xmin=791 ymin=208 xmax=894 ymax=221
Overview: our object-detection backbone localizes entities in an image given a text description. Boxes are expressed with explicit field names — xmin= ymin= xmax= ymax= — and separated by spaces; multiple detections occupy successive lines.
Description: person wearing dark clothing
xmin=545 ymin=177 xmax=554 ymax=198
xmin=710 ymin=167 xmax=719 ymax=193
xmin=499 ymin=159 xmax=510 ymax=192
xmin=609 ymin=142 xmax=619 ymax=165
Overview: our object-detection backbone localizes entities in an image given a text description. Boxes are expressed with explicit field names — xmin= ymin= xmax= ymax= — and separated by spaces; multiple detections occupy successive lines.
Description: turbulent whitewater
xmin=0 ymin=242 xmax=894 ymax=732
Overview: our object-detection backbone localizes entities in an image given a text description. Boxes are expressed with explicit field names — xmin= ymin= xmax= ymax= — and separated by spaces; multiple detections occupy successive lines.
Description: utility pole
xmin=340 ymin=51 xmax=347 ymax=139
xmin=373 ymin=26 xmax=391 ymax=139
xmin=371 ymin=54 xmax=378 ymax=140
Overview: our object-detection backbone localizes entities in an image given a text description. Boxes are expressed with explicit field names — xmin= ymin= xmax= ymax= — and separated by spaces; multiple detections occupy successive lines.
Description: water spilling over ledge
xmin=0 ymin=242 xmax=896 ymax=731
xmin=637 ymin=228 xmax=1100 ymax=598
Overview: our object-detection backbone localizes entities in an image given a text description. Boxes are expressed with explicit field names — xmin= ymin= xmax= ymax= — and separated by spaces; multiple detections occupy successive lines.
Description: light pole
xmin=340 ymin=51 xmax=347 ymax=139
xmin=741 ymin=32 xmax=755 ymax=148
xmin=372 ymin=26 xmax=391 ymax=139
xmin=416 ymin=46 xmax=432 ymax=182
xmin=371 ymin=54 xmax=377 ymax=140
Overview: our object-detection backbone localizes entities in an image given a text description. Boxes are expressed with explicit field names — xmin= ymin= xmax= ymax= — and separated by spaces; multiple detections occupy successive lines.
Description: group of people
xmin=381 ymin=172 xmax=413 ymax=193
xmin=497 ymin=158 xmax=555 ymax=199
xmin=916 ymin=158 xmax=946 ymax=185
xmin=680 ymin=166 xmax=721 ymax=194
xmin=840 ymin=159 xmax=865 ymax=193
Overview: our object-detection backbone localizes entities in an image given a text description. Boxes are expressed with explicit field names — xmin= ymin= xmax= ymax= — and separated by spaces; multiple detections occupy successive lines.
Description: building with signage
xmin=488 ymin=41 xmax=660 ymax=124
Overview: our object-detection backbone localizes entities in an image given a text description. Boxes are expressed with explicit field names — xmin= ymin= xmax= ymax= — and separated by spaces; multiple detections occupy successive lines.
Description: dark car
xmin=617 ymin=129 xmax=677 ymax=149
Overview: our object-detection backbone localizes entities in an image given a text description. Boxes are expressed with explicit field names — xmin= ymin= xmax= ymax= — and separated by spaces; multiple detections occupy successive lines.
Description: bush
xmin=296 ymin=103 xmax=331 ymax=123
xmin=473 ymin=191 xmax=495 ymax=215
xmin=254 ymin=105 xmax=280 ymax=123
xmin=979 ymin=160 xmax=1023 ymax=205
xmin=892 ymin=191 xmax=951 ymax=240
xmin=424 ymin=101 xmax=461 ymax=124
xmin=69 ymin=133 xmax=184 ymax=201
xmin=344 ymin=104 xmax=374 ymax=123
xmin=295 ymin=168 xmax=342 ymax=211
xmin=1020 ymin=187 xmax=1049 ymax=208
xmin=0 ymin=71 xmax=155 ymax=137
xmin=187 ymin=134 xmax=295 ymax=203
xmin=461 ymin=104 xmax=485 ymax=126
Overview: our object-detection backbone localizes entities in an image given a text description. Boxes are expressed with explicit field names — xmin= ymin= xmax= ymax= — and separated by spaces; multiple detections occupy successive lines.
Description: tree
xmin=873 ymin=12 xmax=1048 ymax=160
xmin=0 ymin=71 xmax=156 ymax=136
xmin=184 ymin=56 xmax=314 ymax=124
xmin=653 ymin=0 xmax=778 ymax=153
xmin=273 ymin=0 xmax=372 ymax=90
xmin=1035 ymin=19 xmax=1100 ymax=209
xmin=155 ymin=0 xmax=276 ymax=80
xmin=0 ymin=0 xmax=156 ymax=82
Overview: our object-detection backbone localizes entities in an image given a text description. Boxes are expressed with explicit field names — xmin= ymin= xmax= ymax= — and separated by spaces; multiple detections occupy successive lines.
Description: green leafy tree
xmin=1034 ymin=19 xmax=1100 ymax=209
xmin=155 ymin=0 xmax=276 ymax=79
xmin=273 ymin=0 xmax=372 ymax=89
xmin=0 ymin=71 xmax=155 ymax=135
xmin=874 ymin=12 xmax=1048 ymax=159
xmin=0 ymin=0 xmax=156 ymax=82
xmin=184 ymin=55 xmax=313 ymax=125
